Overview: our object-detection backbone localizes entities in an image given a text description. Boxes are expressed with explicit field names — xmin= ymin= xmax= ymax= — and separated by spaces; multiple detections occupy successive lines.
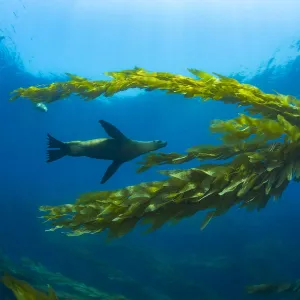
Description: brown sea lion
xmin=46 ymin=120 xmax=167 ymax=184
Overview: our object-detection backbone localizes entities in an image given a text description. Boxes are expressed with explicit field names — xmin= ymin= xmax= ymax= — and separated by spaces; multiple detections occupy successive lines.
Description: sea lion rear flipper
xmin=47 ymin=134 xmax=68 ymax=163
xmin=99 ymin=120 xmax=128 ymax=141
xmin=101 ymin=161 xmax=122 ymax=184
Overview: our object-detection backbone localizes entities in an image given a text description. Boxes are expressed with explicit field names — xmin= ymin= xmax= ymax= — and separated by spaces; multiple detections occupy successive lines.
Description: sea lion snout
xmin=153 ymin=140 xmax=167 ymax=149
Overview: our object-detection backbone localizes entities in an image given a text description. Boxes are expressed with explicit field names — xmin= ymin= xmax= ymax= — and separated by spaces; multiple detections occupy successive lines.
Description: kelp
xmin=19 ymin=68 xmax=300 ymax=237
xmin=19 ymin=258 xmax=128 ymax=300
xmin=0 ymin=252 xmax=128 ymax=300
xmin=1 ymin=273 xmax=58 ymax=300
xmin=137 ymin=115 xmax=295 ymax=172
xmin=39 ymin=140 xmax=300 ymax=238
xmin=9 ymin=68 xmax=300 ymax=125
xmin=137 ymin=141 xmax=269 ymax=173
xmin=246 ymin=280 xmax=300 ymax=296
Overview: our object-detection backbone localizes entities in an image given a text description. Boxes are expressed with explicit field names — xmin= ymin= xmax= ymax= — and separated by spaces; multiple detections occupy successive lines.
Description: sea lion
xmin=46 ymin=120 xmax=167 ymax=184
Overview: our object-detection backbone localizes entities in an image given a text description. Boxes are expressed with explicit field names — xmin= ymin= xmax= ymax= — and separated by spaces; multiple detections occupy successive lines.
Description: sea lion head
xmin=152 ymin=140 xmax=168 ymax=150
xmin=147 ymin=139 xmax=168 ymax=151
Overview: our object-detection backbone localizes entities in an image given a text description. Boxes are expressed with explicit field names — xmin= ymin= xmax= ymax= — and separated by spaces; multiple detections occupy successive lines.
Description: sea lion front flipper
xmin=99 ymin=120 xmax=128 ymax=141
xmin=101 ymin=161 xmax=122 ymax=184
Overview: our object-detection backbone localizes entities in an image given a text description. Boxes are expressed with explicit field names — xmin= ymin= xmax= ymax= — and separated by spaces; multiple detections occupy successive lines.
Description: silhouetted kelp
xmin=1 ymin=273 xmax=58 ymax=300
xmin=10 ymin=68 xmax=300 ymax=237
xmin=247 ymin=280 xmax=300 ymax=297
xmin=0 ymin=251 xmax=128 ymax=299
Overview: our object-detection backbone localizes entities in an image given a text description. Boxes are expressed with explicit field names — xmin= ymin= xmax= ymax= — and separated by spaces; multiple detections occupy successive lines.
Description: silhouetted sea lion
xmin=46 ymin=120 xmax=167 ymax=184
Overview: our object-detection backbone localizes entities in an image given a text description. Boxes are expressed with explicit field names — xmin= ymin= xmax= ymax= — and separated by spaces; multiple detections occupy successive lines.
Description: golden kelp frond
xmin=246 ymin=283 xmax=289 ymax=294
xmin=246 ymin=281 xmax=298 ymax=295
xmin=9 ymin=74 xmax=114 ymax=103
xmin=0 ymin=252 xmax=128 ymax=300
xmin=18 ymin=258 xmax=128 ymax=300
xmin=39 ymin=141 xmax=300 ymax=237
xmin=24 ymin=67 xmax=300 ymax=237
xmin=10 ymin=68 xmax=300 ymax=125
xmin=211 ymin=114 xmax=300 ymax=144
xmin=136 ymin=142 xmax=271 ymax=173
xmin=1 ymin=273 xmax=58 ymax=300
xmin=136 ymin=114 xmax=300 ymax=172
xmin=137 ymin=152 xmax=195 ymax=173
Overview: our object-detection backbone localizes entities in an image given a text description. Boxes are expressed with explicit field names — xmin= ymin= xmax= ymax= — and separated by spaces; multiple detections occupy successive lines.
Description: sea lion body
xmin=47 ymin=120 xmax=167 ymax=184
xmin=65 ymin=138 xmax=158 ymax=161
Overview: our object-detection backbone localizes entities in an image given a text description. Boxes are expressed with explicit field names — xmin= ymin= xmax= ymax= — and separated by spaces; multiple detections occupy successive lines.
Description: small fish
xmin=35 ymin=103 xmax=48 ymax=112
xmin=47 ymin=120 xmax=167 ymax=184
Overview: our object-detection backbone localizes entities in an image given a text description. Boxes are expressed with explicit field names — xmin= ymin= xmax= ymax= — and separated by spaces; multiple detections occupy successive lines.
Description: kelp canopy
xmin=12 ymin=68 xmax=300 ymax=237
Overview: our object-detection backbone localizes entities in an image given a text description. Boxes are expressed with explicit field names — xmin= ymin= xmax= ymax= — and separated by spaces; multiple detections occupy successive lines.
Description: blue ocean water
xmin=1 ymin=1 xmax=300 ymax=299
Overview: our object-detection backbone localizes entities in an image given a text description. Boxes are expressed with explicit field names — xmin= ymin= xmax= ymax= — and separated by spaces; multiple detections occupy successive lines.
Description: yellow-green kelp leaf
xmin=136 ymin=141 xmax=276 ymax=173
xmin=39 ymin=140 xmax=300 ymax=238
xmin=10 ymin=68 xmax=300 ymax=126
xmin=17 ymin=67 xmax=300 ymax=238
xmin=210 ymin=114 xmax=300 ymax=144
xmin=1 ymin=273 xmax=58 ymax=300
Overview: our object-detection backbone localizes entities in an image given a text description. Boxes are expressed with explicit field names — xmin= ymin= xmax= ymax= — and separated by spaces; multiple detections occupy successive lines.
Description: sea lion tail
xmin=47 ymin=133 xmax=68 ymax=163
